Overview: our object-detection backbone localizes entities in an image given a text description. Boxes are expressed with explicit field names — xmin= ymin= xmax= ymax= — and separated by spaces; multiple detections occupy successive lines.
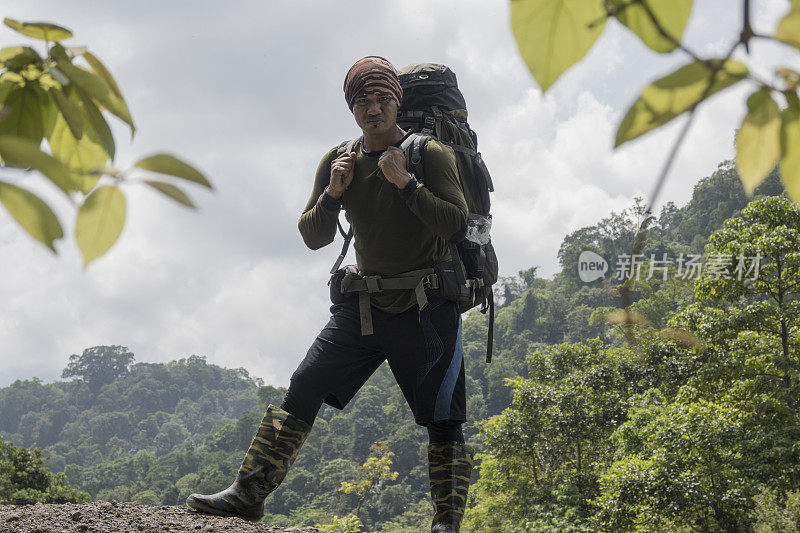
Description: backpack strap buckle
xmin=363 ymin=276 xmax=381 ymax=293
xmin=423 ymin=273 xmax=439 ymax=290
xmin=423 ymin=115 xmax=435 ymax=134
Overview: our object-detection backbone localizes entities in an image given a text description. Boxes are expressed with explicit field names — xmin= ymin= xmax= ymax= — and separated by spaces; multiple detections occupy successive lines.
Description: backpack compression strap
xmin=484 ymin=290 xmax=494 ymax=363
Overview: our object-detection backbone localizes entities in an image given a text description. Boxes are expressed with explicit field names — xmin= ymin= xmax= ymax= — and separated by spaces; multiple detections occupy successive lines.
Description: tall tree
xmin=62 ymin=345 xmax=135 ymax=394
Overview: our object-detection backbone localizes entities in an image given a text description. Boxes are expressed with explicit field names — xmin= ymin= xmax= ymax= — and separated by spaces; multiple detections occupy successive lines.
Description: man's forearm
xmin=298 ymin=191 xmax=341 ymax=250
xmin=400 ymin=181 xmax=468 ymax=241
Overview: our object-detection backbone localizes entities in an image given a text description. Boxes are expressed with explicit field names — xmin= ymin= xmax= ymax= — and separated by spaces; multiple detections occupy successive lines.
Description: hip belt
xmin=332 ymin=266 xmax=440 ymax=336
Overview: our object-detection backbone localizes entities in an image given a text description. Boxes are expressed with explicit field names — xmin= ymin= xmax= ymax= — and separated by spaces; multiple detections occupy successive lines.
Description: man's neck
xmin=362 ymin=126 xmax=406 ymax=152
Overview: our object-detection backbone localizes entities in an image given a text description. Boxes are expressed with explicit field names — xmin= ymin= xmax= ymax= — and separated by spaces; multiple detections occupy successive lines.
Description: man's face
xmin=352 ymin=90 xmax=399 ymax=136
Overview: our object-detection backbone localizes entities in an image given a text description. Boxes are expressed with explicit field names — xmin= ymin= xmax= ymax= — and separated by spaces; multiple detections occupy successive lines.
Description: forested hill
xmin=1 ymin=161 xmax=791 ymax=532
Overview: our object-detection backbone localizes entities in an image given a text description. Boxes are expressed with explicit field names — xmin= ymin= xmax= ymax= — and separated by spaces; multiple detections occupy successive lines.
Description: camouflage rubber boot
xmin=186 ymin=404 xmax=311 ymax=521
xmin=428 ymin=441 xmax=474 ymax=533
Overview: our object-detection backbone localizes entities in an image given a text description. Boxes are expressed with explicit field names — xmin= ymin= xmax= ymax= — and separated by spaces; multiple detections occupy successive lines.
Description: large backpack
xmin=331 ymin=63 xmax=498 ymax=362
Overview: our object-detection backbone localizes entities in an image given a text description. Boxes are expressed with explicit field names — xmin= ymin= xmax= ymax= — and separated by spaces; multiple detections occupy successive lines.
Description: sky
xmin=0 ymin=0 xmax=796 ymax=388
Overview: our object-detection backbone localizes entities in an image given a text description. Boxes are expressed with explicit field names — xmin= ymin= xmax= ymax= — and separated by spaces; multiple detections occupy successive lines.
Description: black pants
xmin=281 ymin=295 xmax=466 ymax=443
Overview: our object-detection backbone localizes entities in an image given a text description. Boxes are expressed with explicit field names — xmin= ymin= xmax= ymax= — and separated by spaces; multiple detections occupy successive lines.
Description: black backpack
xmin=331 ymin=63 xmax=498 ymax=362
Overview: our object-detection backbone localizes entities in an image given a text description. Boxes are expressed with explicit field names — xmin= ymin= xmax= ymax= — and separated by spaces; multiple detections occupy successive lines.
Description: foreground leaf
xmin=735 ymin=89 xmax=781 ymax=195
xmin=777 ymin=67 xmax=800 ymax=90
xmin=0 ymin=86 xmax=45 ymax=143
xmin=605 ymin=308 xmax=649 ymax=325
xmin=0 ymin=77 xmax=18 ymax=108
xmin=0 ymin=46 xmax=41 ymax=70
xmin=3 ymin=18 xmax=73 ymax=42
xmin=616 ymin=59 xmax=748 ymax=146
xmin=65 ymin=46 xmax=87 ymax=57
xmin=75 ymin=88 xmax=115 ymax=160
xmin=610 ymin=0 xmax=693 ymax=53
xmin=776 ymin=8 xmax=800 ymax=50
xmin=0 ymin=135 xmax=76 ymax=193
xmin=47 ymin=89 xmax=109 ymax=185
xmin=780 ymin=93 xmax=800 ymax=203
xmin=511 ymin=0 xmax=607 ymax=92
xmin=52 ymin=46 xmax=134 ymax=132
xmin=145 ymin=180 xmax=196 ymax=208
xmin=49 ymin=87 xmax=84 ymax=139
xmin=658 ymin=328 xmax=706 ymax=351
xmin=76 ymin=185 xmax=125 ymax=267
xmin=47 ymin=65 xmax=70 ymax=87
xmin=135 ymin=154 xmax=212 ymax=189
xmin=0 ymin=180 xmax=63 ymax=251
xmin=84 ymin=52 xmax=124 ymax=101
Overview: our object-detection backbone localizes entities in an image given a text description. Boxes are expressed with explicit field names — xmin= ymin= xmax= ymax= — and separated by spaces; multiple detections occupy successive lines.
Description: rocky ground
xmin=0 ymin=502 xmax=332 ymax=533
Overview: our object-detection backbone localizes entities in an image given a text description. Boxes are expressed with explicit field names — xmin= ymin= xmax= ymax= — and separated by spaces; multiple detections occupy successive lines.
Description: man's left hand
xmin=378 ymin=146 xmax=412 ymax=188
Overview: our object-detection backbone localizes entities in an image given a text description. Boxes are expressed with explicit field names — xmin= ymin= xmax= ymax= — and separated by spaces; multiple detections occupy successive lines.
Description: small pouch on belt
xmin=328 ymin=264 xmax=359 ymax=305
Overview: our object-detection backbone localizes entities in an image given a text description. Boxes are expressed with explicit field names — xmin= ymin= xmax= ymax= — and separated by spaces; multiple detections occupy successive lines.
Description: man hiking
xmin=186 ymin=56 xmax=474 ymax=533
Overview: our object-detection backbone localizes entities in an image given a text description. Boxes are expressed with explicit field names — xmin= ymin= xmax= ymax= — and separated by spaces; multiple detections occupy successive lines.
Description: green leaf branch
xmin=0 ymin=17 xmax=212 ymax=267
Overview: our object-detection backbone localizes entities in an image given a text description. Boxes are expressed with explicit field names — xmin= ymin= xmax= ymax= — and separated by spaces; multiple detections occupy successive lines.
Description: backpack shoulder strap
xmin=336 ymin=135 xmax=362 ymax=156
xmin=329 ymin=133 xmax=427 ymax=275
xmin=329 ymin=136 xmax=361 ymax=275
xmin=399 ymin=132 xmax=433 ymax=183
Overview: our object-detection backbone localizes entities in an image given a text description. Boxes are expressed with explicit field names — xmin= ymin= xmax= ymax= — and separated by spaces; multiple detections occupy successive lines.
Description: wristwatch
xmin=400 ymin=174 xmax=418 ymax=194
xmin=321 ymin=186 xmax=343 ymax=210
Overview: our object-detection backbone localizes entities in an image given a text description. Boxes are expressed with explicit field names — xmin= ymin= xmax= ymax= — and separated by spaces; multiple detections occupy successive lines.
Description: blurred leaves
xmin=135 ymin=154 xmax=212 ymax=189
xmin=0 ymin=17 xmax=211 ymax=265
xmin=0 ymin=135 xmax=75 ymax=193
xmin=0 ymin=85 xmax=46 ymax=142
xmin=46 ymin=88 xmax=109 ymax=191
xmin=735 ymin=89 xmax=781 ymax=196
xmin=48 ymin=87 xmax=83 ymax=139
xmin=51 ymin=44 xmax=134 ymax=133
xmin=610 ymin=0 xmax=693 ymax=53
xmin=76 ymin=87 xmax=115 ymax=160
xmin=0 ymin=46 xmax=42 ymax=70
xmin=83 ymin=52 xmax=123 ymax=101
xmin=508 ymin=0 xmax=799 ymax=208
xmin=780 ymin=93 xmax=800 ymax=202
xmin=0 ymin=180 xmax=63 ymax=251
xmin=75 ymin=185 xmax=125 ymax=267
xmin=616 ymin=59 xmax=748 ymax=146
xmin=510 ymin=0 xmax=607 ymax=92
xmin=145 ymin=180 xmax=195 ymax=209
xmin=776 ymin=6 xmax=800 ymax=50
xmin=4 ymin=18 xmax=73 ymax=42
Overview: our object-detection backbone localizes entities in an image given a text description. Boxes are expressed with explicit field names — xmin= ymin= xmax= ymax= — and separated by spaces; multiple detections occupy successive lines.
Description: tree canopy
xmin=61 ymin=345 xmax=135 ymax=394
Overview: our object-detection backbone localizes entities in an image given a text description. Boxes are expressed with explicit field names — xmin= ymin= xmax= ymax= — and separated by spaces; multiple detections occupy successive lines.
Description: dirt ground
xmin=0 ymin=501 xmax=332 ymax=533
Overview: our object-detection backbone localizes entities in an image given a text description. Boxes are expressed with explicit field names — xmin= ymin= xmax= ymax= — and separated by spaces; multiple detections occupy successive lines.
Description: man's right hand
xmin=326 ymin=151 xmax=356 ymax=199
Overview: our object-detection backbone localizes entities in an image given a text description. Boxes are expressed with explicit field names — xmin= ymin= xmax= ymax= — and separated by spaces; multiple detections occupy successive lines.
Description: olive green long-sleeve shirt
xmin=298 ymin=133 xmax=468 ymax=313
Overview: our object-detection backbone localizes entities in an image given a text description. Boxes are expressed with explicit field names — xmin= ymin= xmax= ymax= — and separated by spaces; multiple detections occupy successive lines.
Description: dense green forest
xmin=2 ymin=161 xmax=797 ymax=532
